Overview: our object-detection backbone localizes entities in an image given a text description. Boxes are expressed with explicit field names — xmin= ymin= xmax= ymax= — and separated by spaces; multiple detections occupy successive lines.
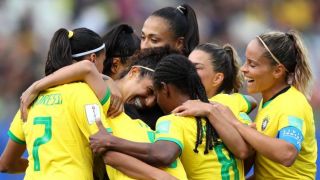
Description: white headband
xmin=256 ymin=36 xmax=288 ymax=72
xmin=132 ymin=65 xmax=155 ymax=72
xmin=72 ymin=43 xmax=105 ymax=58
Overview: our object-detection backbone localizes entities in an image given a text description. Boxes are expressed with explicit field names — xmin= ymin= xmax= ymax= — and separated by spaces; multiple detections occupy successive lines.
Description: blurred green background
xmin=0 ymin=0 xmax=319 ymax=179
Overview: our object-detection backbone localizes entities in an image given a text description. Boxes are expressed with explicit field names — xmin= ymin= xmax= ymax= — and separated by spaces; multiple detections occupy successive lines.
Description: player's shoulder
xmin=210 ymin=93 xmax=231 ymax=101
xmin=62 ymin=82 xmax=95 ymax=97
xmin=63 ymin=82 xmax=91 ymax=91
xmin=280 ymin=86 xmax=311 ymax=108
xmin=157 ymin=114 xmax=193 ymax=124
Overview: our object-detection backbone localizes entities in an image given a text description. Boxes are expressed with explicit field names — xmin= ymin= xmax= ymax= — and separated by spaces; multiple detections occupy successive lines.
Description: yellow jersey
xmin=210 ymin=93 xmax=253 ymax=124
xmin=106 ymin=113 xmax=187 ymax=180
xmin=209 ymin=93 xmax=253 ymax=179
xmin=254 ymin=86 xmax=317 ymax=179
xmin=8 ymin=82 xmax=111 ymax=180
xmin=155 ymin=114 xmax=244 ymax=180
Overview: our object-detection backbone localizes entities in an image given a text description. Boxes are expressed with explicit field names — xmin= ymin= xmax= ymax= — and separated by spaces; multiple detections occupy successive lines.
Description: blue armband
xmin=278 ymin=126 xmax=303 ymax=151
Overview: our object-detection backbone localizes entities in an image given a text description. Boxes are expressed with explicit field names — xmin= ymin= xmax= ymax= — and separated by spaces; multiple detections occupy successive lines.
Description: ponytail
xmin=152 ymin=4 xmax=199 ymax=55
xmin=258 ymin=30 xmax=313 ymax=97
xmin=222 ymin=44 xmax=242 ymax=93
xmin=178 ymin=4 xmax=199 ymax=55
xmin=195 ymin=43 xmax=242 ymax=94
xmin=286 ymin=30 xmax=313 ymax=97
xmin=45 ymin=28 xmax=73 ymax=75
xmin=102 ymin=24 xmax=140 ymax=76
xmin=45 ymin=27 xmax=104 ymax=76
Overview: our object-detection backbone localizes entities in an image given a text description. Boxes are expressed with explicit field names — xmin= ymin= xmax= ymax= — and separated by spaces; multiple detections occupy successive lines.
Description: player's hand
xmin=20 ymin=81 xmax=40 ymax=122
xmin=105 ymin=78 xmax=123 ymax=118
xmin=248 ymin=123 xmax=257 ymax=129
xmin=172 ymin=100 xmax=212 ymax=117
xmin=90 ymin=118 xmax=114 ymax=155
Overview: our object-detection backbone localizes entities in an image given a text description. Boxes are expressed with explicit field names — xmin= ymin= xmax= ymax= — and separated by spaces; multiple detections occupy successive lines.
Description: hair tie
xmin=68 ymin=30 xmax=74 ymax=39
xmin=223 ymin=46 xmax=232 ymax=53
xmin=176 ymin=5 xmax=186 ymax=14
xmin=285 ymin=32 xmax=294 ymax=42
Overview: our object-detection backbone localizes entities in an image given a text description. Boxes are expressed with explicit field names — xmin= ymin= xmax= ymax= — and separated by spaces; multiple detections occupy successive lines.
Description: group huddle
xmin=0 ymin=3 xmax=317 ymax=180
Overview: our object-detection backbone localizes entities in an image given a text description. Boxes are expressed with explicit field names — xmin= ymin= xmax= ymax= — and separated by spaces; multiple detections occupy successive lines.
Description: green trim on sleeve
xmin=8 ymin=131 xmax=26 ymax=145
xmin=156 ymin=137 xmax=183 ymax=151
xmin=241 ymin=94 xmax=252 ymax=113
xmin=106 ymin=128 xmax=113 ymax=133
xmin=100 ymin=87 xmax=111 ymax=105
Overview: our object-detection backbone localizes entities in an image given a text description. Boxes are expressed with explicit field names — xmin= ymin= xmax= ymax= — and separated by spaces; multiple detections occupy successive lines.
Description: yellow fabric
xmin=254 ymin=86 xmax=317 ymax=179
xmin=106 ymin=113 xmax=187 ymax=180
xmin=208 ymin=93 xmax=253 ymax=179
xmin=101 ymin=88 xmax=111 ymax=115
xmin=9 ymin=82 xmax=111 ymax=180
xmin=210 ymin=93 xmax=252 ymax=124
xmin=155 ymin=114 xmax=244 ymax=180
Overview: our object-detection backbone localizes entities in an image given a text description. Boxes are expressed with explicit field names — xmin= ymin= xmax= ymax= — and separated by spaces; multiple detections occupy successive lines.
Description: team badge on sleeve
xmin=156 ymin=121 xmax=171 ymax=134
xmin=85 ymin=104 xmax=101 ymax=124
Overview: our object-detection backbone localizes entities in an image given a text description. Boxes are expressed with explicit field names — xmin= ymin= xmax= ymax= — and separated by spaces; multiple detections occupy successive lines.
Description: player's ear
xmin=127 ymin=66 xmax=140 ymax=79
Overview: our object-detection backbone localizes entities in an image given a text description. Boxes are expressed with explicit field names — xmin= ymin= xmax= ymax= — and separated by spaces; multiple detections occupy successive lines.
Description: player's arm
xmin=28 ymin=60 xmax=107 ymax=100
xmin=232 ymin=117 xmax=299 ymax=166
xmin=243 ymin=95 xmax=257 ymax=113
xmin=20 ymin=60 xmax=122 ymax=120
xmin=172 ymin=100 xmax=252 ymax=159
xmin=0 ymin=139 xmax=28 ymax=173
xmin=104 ymin=151 xmax=177 ymax=180
xmin=90 ymin=120 xmax=180 ymax=167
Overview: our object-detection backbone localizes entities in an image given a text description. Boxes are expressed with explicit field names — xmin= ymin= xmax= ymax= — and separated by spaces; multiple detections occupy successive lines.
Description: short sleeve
xmin=73 ymin=85 xmax=111 ymax=139
xmin=278 ymin=114 xmax=305 ymax=137
xmin=8 ymin=110 xmax=26 ymax=144
xmin=100 ymin=87 xmax=111 ymax=116
xmin=155 ymin=117 xmax=184 ymax=151
xmin=231 ymin=93 xmax=251 ymax=113
xmin=277 ymin=112 xmax=305 ymax=151
xmin=238 ymin=112 xmax=253 ymax=125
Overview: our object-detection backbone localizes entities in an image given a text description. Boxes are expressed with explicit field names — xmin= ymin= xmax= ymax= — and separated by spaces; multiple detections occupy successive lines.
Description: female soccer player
xmin=89 ymin=54 xmax=250 ymax=179
xmin=188 ymin=43 xmax=256 ymax=120
xmin=135 ymin=3 xmax=200 ymax=125
xmin=102 ymin=24 xmax=140 ymax=80
xmin=0 ymin=28 xmax=175 ymax=180
xmin=140 ymin=4 xmax=199 ymax=55
xmin=18 ymin=47 xmax=186 ymax=179
xmin=236 ymin=30 xmax=317 ymax=179
xmin=173 ymin=31 xmax=317 ymax=179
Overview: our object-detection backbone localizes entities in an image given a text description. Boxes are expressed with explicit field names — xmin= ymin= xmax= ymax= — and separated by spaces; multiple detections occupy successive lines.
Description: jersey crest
xmin=261 ymin=116 xmax=269 ymax=131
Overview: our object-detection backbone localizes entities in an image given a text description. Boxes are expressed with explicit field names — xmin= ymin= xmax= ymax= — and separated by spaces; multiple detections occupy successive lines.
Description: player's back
xmin=156 ymin=114 xmax=244 ymax=180
xmin=23 ymin=82 xmax=103 ymax=180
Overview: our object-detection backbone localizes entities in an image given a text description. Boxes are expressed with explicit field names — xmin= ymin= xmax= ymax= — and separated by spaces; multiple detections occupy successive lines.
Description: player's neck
xmin=262 ymin=82 xmax=289 ymax=103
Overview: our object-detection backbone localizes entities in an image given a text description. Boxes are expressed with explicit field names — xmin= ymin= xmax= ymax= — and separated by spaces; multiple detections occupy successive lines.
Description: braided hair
xmin=154 ymin=54 xmax=220 ymax=154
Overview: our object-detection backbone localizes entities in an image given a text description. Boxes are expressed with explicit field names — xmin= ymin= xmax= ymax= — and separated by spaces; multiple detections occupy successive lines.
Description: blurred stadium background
xmin=0 ymin=0 xmax=319 ymax=179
